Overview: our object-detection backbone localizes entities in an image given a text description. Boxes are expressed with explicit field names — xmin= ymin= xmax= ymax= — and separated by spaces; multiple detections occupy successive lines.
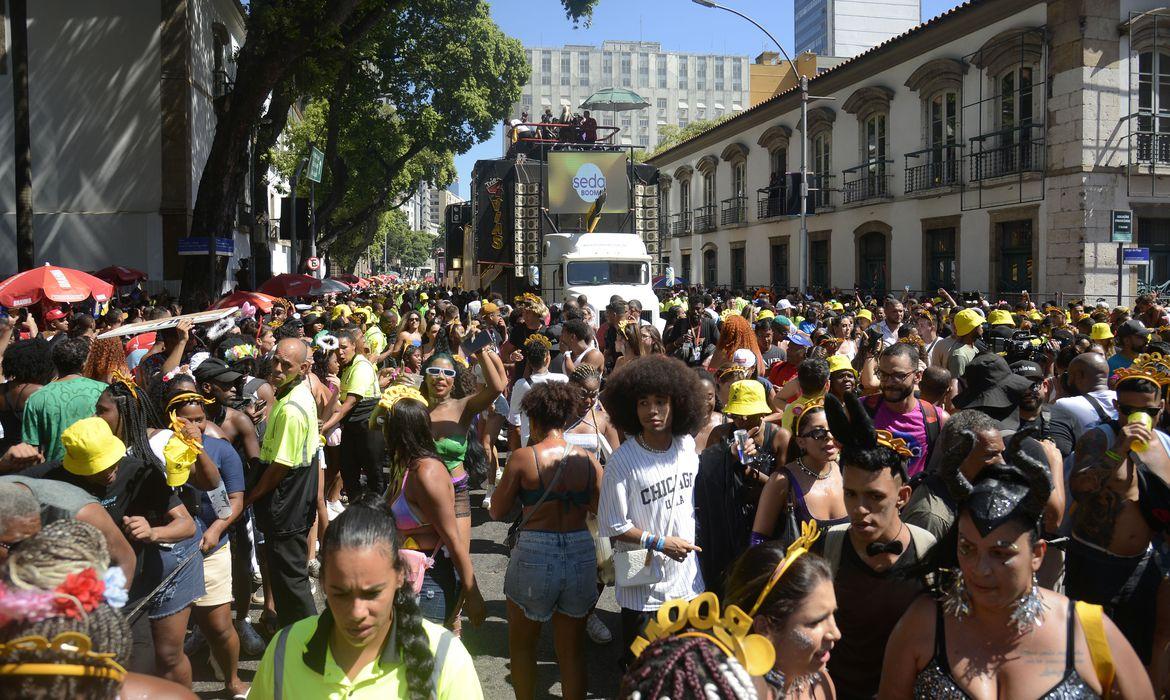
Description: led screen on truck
xmin=547 ymin=152 xmax=629 ymax=215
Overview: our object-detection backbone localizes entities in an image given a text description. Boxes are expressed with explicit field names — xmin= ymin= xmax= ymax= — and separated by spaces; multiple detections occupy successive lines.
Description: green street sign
xmin=307 ymin=146 xmax=325 ymax=183
xmin=1112 ymin=209 xmax=1133 ymax=243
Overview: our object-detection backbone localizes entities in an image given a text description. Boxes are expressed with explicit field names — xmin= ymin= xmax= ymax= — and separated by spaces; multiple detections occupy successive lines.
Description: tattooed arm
xmin=1068 ymin=427 xmax=1131 ymax=548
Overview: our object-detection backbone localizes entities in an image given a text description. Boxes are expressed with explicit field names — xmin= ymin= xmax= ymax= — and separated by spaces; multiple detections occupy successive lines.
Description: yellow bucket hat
xmin=62 ymin=417 xmax=127 ymax=477
xmin=856 ymin=309 xmax=873 ymax=322
xmin=331 ymin=303 xmax=352 ymax=321
xmin=987 ymin=309 xmax=1015 ymax=327
xmin=1091 ymin=322 xmax=1114 ymax=340
xmin=954 ymin=308 xmax=984 ymax=336
xmin=827 ymin=355 xmax=857 ymax=377
xmin=723 ymin=380 xmax=772 ymax=416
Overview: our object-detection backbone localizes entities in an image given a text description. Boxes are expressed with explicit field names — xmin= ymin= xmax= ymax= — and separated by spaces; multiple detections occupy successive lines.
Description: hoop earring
xmin=941 ymin=569 xmax=971 ymax=620
xmin=1009 ymin=574 xmax=1048 ymax=634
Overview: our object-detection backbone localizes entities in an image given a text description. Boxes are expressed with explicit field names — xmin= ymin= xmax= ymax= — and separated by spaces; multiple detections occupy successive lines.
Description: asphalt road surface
xmin=192 ymin=484 xmax=624 ymax=699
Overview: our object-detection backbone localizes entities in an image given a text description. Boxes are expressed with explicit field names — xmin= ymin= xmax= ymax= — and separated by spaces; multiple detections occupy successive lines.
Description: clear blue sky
xmin=452 ymin=0 xmax=966 ymax=196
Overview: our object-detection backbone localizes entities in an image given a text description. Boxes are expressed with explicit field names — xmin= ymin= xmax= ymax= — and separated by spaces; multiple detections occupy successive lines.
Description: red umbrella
xmin=212 ymin=290 xmax=277 ymax=313
xmin=257 ymin=273 xmax=322 ymax=298
xmin=0 ymin=264 xmax=115 ymax=307
xmin=330 ymin=273 xmax=362 ymax=287
xmin=91 ymin=265 xmax=147 ymax=286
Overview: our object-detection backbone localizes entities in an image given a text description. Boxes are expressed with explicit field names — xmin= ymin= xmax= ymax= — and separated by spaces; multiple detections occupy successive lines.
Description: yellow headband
xmin=631 ymin=592 xmax=775 ymax=677
xmin=749 ymin=521 xmax=821 ymax=618
xmin=0 ymin=632 xmax=127 ymax=683
xmin=875 ymin=429 xmax=914 ymax=459
xmin=166 ymin=391 xmax=213 ymax=412
xmin=378 ymin=385 xmax=428 ymax=413
xmin=110 ymin=370 xmax=138 ymax=399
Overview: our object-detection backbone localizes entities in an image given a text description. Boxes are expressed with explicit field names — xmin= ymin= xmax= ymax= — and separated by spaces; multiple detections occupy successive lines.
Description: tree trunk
xmin=178 ymin=0 xmax=387 ymax=306
xmin=10 ymin=0 xmax=34 ymax=271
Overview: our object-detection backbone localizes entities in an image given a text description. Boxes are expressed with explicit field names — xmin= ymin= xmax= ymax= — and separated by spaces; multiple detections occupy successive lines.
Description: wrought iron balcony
xmin=720 ymin=196 xmax=747 ymax=226
xmin=1130 ymin=119 xmax=1170 ymax=166
xmin=811 ymin=174 xmax=835 ymax=211
xmin=757 ymin=186 xmax=786 ymax=219
xmin=969 ymin=125 xmax=1045 ymax=181
xmin=670 ymin=212 xmax=691 ymax=237
xmin=905 ymin=146 xmax=964 ymax=194
xmin=842 ymin=160 xmax=893 ymax=204
xmin=693 ymin=204 xmax=717 ymax=234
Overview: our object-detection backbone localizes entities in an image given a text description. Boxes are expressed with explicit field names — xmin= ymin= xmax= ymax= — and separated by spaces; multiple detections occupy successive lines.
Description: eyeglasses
xmin=798 ymin=427 xmax=832 ymax=442
xmin=1119 ymin=405 xmax=1160 ymax=419
xmin=875 ymin=369 xmax=915 ymax=383
xmin=425 ymin=367 xmax=457 ymax=378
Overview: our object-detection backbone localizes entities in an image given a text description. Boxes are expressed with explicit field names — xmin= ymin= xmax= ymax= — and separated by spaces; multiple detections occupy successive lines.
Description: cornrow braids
xmin=394 ymin=588 xmax=437 ymax=700
xmin=569 ymin=362 xmax=602 ymax=384
xmin=619 ymin=635 xmax=757 ymax=700
xmin=7 ymin=519 xmax=110 ymax=591
xmin=0 ymin=604 xmax=131 ymax=700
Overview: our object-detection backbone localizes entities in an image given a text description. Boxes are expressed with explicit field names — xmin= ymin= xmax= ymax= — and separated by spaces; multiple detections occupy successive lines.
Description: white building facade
xmin=796 ymin=0 xmax=922 ymax=58
xmin=0 ymin=0 xmax=296 ymax=289
xmin=514 ymin=41 xmax=750 ymax=148
xmin=651 ymin=0 xmax=1170 ymax=303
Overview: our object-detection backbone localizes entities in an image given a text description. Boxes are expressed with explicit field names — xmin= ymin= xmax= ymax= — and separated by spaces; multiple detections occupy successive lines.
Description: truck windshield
xmin=566 ymin=261 xmax=648 ymax=286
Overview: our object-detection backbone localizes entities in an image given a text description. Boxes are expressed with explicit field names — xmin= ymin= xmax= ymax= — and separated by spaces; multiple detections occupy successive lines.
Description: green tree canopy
xmin=646 ymin=118 xmax=724 ymax=160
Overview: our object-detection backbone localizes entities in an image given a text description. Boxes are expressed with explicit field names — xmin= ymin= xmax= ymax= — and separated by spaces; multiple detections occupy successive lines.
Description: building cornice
xmin=647 ymin=0 xmax=1045 ymax=167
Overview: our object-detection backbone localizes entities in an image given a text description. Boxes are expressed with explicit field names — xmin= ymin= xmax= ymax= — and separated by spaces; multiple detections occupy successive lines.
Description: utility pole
xmin=692 ymin=0 xmax=812 ymax=292
xmin=11 ymin=0 xmax=34 ymax=271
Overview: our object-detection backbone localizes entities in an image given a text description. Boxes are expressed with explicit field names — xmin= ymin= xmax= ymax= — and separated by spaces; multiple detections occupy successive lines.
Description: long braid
xmin=619 ymin=635 xmax=754 ymax=700
xmin=104 ymin=382 xmax=164 ymax=470
xmin=6 ymin=519 xmax=110 ymax=590
xmin=393 ymin=588 xmax=436 ymax=700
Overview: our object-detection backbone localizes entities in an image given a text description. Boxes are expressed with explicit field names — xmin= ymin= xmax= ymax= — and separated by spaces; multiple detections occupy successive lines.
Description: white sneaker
xmin=586 ymin=612 xmax=612 ymax=644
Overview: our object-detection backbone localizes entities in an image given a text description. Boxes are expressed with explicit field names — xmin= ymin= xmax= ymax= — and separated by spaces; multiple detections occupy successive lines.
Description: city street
xmin=192 ymin=485 xmax=624 ymax=699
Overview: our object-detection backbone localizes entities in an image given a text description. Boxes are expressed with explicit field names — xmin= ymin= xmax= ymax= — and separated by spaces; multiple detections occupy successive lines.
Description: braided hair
xmin=101 ymin=380 xmax=164 ymax=470
xmin=319 ymin=500 xmax=435 ymax=700
xmin=569 ymin=362 xmax=602 ymax=385
xmin=1 ymin=520 xmax=131 ymax=700
xmin=619 ymin=634 xmax=758 ymax=700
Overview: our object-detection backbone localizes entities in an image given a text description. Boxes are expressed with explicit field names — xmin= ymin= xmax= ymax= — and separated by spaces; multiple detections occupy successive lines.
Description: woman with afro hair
xmin=597 ymin=354 xmax=708 ymax=663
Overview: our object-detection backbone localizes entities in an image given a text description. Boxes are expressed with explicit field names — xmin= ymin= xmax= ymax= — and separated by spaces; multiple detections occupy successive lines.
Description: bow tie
xmin=866 ymin=539 xmax=905 ymax=557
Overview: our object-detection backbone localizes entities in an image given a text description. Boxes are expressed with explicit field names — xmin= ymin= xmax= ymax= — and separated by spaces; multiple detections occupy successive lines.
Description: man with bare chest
xmin=1067 ymin=358 xmax=1170 ymax=663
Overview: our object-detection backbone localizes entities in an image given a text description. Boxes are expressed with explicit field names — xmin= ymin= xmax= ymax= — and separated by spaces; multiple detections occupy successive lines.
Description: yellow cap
xmin=827 ymin=301 xmax=844 ymax=311
xmin=987 ymin=309 xmax=1014 ymax=327
xmin=62 ymin=417 xmax=127 ymax=477
xmin=954 ymin=308 xmax=984 ymax=336
xmin=723 ymin=380 xmax=772 ymax=416
xmin=857 ymin=309 xmax=873 ymax=322
xmin=1028 ymin=310 xmax=1044 ymax=321
xmin=1091 ymin=322 xmax=1114 ymax=340
xmin=827 ymin=355 xmax=857 ymax=376
xmin=419 ymin=293 xmax=429 ymax=301
xmin=756 ymin=309 xmax=776 ymax=321
xmin=331 ymin=303 xmax=352 ymax=320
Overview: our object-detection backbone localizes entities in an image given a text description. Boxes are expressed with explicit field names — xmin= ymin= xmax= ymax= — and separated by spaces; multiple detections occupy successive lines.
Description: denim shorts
xmin=130 ymin=533 xmax=206 ymax=621
xmin=417 ymin=549 xmax=459 ymax=625
xmin=505 ymin=529 xmax=599 ymax=622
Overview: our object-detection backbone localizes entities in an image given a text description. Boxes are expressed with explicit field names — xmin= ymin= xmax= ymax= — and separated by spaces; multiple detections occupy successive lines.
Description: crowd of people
xmin=508 ymin=106 xmax=602 ymax=146
xmin=1 ymin=279 xmax=1170 ymax=699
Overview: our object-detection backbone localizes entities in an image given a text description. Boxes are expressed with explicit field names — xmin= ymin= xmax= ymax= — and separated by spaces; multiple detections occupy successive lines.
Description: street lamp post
xmin=691 ymin=0 xmax=810 ymax=293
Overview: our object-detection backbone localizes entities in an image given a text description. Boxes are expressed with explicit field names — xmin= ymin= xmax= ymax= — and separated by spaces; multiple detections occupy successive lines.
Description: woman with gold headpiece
xmin=881 ymin=435 xmax=1151 ymax=699
xmin=724 ymin=524 xmax=840 ymax=699
xmin=371 ymin=385 xmax=486 ymax=631
xmin=751 ymin=400 xmax=847 ymax=545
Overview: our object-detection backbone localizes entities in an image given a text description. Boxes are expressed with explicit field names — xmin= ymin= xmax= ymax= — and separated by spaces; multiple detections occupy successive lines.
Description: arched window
xmin=703 ymin=247 xmax=718 ymax=287
xmin=857 ymin=231 xmax=888 ymax=296
xmin=813 ymin=131 xmax=832 ymax=208
xmin=1138 ymin=50 xmax=1170 ymax=163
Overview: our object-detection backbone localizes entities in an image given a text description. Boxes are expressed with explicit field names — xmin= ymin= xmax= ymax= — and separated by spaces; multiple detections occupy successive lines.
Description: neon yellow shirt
xmin=340 ymin=355 xmax=380 ymax=400
xmin=251 ymin=613 xmax=483 ymax=700
xmin=259 ymin=380 xmax=318 ymax=469
xmin=782 ymin=392 xmax=824 ymax=433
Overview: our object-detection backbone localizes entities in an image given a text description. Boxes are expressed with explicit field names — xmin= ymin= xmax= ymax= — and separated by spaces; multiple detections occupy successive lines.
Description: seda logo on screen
xmin=571 ymin=163 xmax=606 ymax=203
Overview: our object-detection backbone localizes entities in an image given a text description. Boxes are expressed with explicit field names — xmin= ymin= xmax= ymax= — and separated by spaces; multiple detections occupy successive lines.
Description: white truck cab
xmin=541 ymin=232 xmax=661 ymax=329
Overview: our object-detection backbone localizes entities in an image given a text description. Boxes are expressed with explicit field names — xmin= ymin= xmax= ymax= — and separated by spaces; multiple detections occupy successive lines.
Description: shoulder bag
xmin=505 ymin=443 xmax=571 ymax=550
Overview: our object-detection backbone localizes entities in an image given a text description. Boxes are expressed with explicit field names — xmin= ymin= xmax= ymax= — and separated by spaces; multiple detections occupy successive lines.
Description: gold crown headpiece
xmin=875 ymin=429 xmax=914 ymax=458
xmin=630 ymin=592 xmax=775 ymax=677
xmin=109 ymin=370 xmax=138 ymax=399
xmin=748 ymin=521 xmax=822 ymax=619
xmin=793 ymin=397 xmax=826 ymax=433
xmin=1115 ymin=352 xmax=1170 ymax=389
xmin=0 ymin=632 xmax=127 ymax=683
xmin=524 ymin=334 xmax=553 ymax=350
xmin=514 ymin=292 xmax=544 ymax=309
xmin=898 ymin=335 xmax=926 ymax=349
xmin=378 ymin=385 xmax=428 ymax=413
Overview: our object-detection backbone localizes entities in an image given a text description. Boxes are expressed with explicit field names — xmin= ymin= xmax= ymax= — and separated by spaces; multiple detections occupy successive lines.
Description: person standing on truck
xmin=581 ymin=110 xmax=598 ymax=143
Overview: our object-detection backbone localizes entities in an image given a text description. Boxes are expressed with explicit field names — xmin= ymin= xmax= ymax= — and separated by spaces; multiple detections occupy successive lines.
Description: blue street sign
xmin=1123 ymin=247 xmax=1150 ymax=266
xmin=177 ymin=237 xmax=235 ymax=257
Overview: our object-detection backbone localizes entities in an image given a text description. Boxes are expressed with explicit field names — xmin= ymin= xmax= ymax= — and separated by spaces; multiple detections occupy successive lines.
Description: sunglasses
xmin=798 ymin=427 xmax=832 ymax=442
xmin=580 ymin=390 xmax=600 ymax=400
xmin=425 ymin=366 xmax=457 ymax=378
xmin=1119 ymin=405 xmax=1160 ymax=419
